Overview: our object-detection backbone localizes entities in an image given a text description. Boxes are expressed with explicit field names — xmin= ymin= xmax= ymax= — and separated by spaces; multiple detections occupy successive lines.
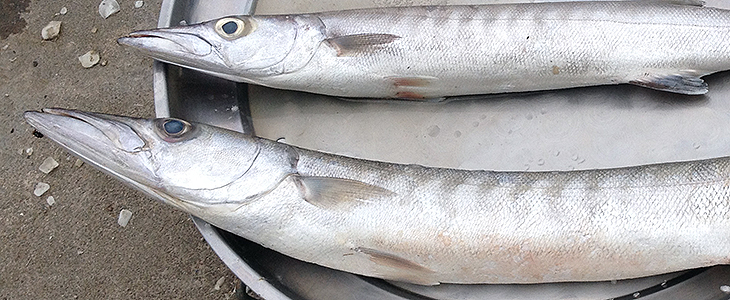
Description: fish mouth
xmin=23 ymin=108 xmax=163 ymax=197
xmin=118 ymin=29 xmax=213 ymax=57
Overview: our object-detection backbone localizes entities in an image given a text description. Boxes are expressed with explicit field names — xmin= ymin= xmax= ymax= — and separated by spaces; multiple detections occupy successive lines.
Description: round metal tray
xmin=152 ymin=0 xmax=730 ymax=299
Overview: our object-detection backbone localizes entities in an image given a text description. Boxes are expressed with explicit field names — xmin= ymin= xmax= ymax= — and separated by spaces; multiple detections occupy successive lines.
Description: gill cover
xmin=211 ymin=15 xmax=327 ymax=75
xmin=149 ymin=117 xmax=260 ymax=192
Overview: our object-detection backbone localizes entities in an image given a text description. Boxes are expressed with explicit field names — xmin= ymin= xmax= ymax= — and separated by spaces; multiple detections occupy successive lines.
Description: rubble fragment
xmin=34 ymin=182 xmax=50 ymax=197
xmin=74 ymin=158 xmax=84 ymax=168
xmin=118 ymin=209 xmax=132 ymax=227
xmin=99 ymin=0 xmax=120 ymax=18
xmin=39 ymin=157 xmax=59 ymax=174
xmin=41 ymin=21 xmax=62 ymax=40
xmin=134 ymin=0 xmax=144 ymax=8
xmin=214 ymin=276 xmax=225 ymax=290
xmin=78 ymin=51 xmax=100 ymax=68
xmin=46 ymin=196 xmax=55 ymax=206
xmin=60 ymin=7 xmax=68 ymax=15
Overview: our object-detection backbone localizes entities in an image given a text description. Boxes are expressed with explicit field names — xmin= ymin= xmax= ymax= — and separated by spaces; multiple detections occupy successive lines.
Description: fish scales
xmin=23 ymin=109 xmax=730 ymax=284
xmin=265 ymin=143 xmax=730 ymax=283
xmin=309 ymin=3 xmax=730 ymax=96
xmin=120 ymin=2 xmax=730 ymax=98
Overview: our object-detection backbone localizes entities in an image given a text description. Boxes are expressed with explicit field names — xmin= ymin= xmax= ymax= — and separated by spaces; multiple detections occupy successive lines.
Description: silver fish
xmin=24 ymin=108 xmax=730 ymax=284
xmin=117 ymin=1 xmax=730 ymax=100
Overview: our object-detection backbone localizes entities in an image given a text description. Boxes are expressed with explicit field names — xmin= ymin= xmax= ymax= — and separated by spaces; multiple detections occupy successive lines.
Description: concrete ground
xmin=0 ymin=0 xmax=239 ymax=299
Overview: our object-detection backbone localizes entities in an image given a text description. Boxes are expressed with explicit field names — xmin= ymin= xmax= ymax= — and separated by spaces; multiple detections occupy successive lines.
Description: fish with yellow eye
xmin=119 ymin=1 xmax=730 ymax=100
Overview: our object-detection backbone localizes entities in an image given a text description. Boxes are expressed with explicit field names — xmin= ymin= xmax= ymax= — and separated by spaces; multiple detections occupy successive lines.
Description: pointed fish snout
xmin=118 ymin=29 xmax=212 ymax=56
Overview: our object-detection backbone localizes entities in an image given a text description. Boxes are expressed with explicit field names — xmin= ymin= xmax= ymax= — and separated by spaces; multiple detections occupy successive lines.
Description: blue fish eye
xmin=163 ymin=120 xmax=185 ymax=135
xmin=222 ymin=21 xmax=238 ymax=34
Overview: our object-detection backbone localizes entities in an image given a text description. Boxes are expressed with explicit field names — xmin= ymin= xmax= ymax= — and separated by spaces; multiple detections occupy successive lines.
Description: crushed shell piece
xmin=41 ymin=21 xmax=62 ymax=40
xmin=99 ymin=0 xmax=120 ymax=19
xmin=34 ymin=182 xmax=50 ymax=197
xmin=46 ymin=196 xmax=55 ymax=206
xmin=118 ymin=209 xmax=132 ymax=227
xmin=78 ymin=51 xmax=100 ymax=68
xmin=39 ymin=157 xmax=59 ymax=174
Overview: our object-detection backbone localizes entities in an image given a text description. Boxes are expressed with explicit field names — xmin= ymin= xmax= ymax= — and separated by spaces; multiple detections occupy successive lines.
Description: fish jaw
xmin=117 ymin=27 xmax=235 ymax=77
xmin=119 ymin=30 xmax=212 ymax=56
xmin=23 ymin=108 xmax=168 ymax=201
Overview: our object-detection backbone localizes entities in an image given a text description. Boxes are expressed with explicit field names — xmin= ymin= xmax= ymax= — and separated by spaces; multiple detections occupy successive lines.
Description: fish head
xmin=118 ymin=15 xmax=311 ymax=80
xmin=24 ymin=108 xmax=267 ymax=215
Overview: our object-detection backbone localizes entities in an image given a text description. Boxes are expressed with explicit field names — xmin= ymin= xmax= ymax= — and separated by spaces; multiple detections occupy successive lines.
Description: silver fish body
xmin=24 ymin=108 xmax=730 ymax=284
xmin=118 ymin=2 xmax=730 ymax=99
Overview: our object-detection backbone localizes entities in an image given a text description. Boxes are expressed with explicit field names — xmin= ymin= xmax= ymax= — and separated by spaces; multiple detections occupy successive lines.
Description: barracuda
xmin=23 ymin=108 xmax=730 ymax=284
xmin=118 ymin=1 xmax=730 ymax=100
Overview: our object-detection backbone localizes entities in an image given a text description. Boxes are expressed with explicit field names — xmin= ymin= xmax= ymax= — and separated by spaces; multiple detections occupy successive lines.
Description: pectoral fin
xmin=294 ymin=175 xmax=394 ymax=210
xmin=629 ymin=73 xmax=708 ymax=95
xmin=326 ymin=33 xmax=401 ymax=56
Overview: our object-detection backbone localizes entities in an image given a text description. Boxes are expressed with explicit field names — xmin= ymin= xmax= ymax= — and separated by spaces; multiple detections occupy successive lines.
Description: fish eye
xmin=222 ymin=21 xmax=238 ymax=34
xmin=163 ymin=120 xmax=184 ymax=135
xmin=215 ymin=17 xmax=255 ymax=40
xmin=154 ymin=118 xmax=195 ymax=142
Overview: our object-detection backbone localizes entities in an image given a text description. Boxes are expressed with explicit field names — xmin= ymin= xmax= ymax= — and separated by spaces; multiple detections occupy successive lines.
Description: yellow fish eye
xmin=215 ymin=17 xmax=255 ymax=40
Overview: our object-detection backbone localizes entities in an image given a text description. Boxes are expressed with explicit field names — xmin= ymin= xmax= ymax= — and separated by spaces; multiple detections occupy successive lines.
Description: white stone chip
xmin=25 ymin=147 xmax=33 ymax=156
xmin=34 ymin=182 xmax=50 ymax=197
xmin=721 ymin=285 xmax=730 ymax=293
xmin=73 ymin=158 xmax=84 ymax=168
xmin=46 ymin=196 xmax=56 ymax=206
xmin=78 ymin=51 xmax=100 ymax=68
xmin=41 ymin=21 xmax=62 ymax=40
xmin=118 ymin=209 xmax=133 ymax=227
xmin=98 ymin=0 xmax=120 ymax=19
xmin=214 ymin=276 xmax=225 ymax=290
xmin=60 ymin=7 xmax=68 ymax=15
xmin=134 ymin=0 xmax=144 ymax=8
xmin=39 ymin=157 xmax=59 ymax=174
xmin=1 ymin=44 xmax=8 ymax=50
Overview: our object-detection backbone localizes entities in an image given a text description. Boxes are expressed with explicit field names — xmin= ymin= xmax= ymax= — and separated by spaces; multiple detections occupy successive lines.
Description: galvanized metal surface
xmin=153 ymin=0 xmax=730 ymax=299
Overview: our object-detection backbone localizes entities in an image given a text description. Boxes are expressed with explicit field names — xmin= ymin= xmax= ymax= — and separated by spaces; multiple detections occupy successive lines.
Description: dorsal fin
xmin=325 ymin=33 xmax=401 ymax=56
xmin=294 ymin=175 xmax=395 ymax=210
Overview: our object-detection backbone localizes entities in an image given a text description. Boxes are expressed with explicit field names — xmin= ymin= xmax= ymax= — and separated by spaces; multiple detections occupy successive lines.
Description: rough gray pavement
xmin=0 ymin=0 xmax=238 ymax=299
